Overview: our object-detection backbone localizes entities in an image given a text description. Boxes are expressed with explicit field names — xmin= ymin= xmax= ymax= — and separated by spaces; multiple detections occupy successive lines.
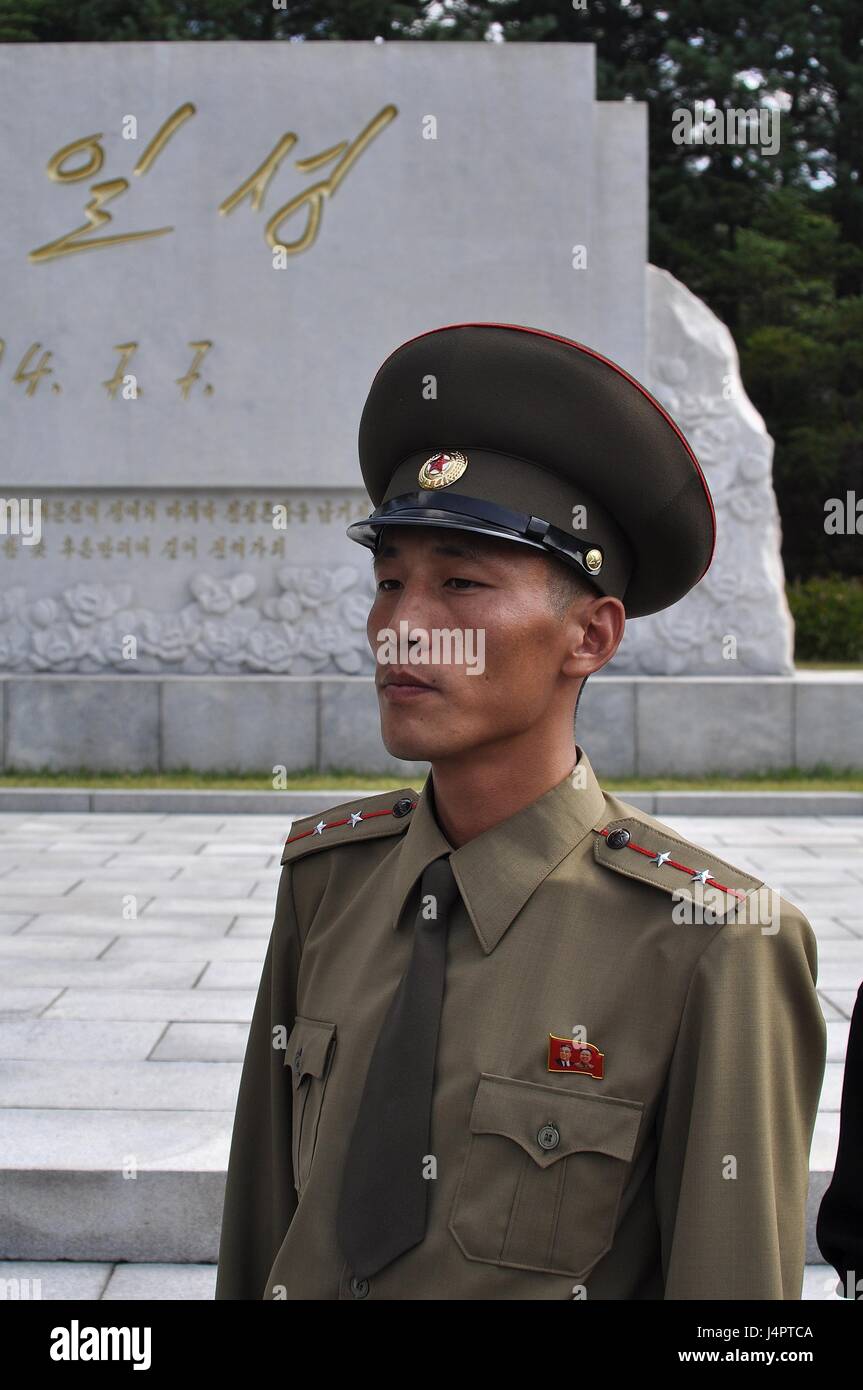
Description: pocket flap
xmin=285 ymin=1016 xmax=336 ymax=1086
xmin=470 ymin=1073 xmax=643 ymax=1169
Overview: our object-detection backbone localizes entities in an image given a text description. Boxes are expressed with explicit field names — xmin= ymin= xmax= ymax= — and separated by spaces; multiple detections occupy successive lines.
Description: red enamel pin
xmin=547 ymin=1033 xmax=604 ymax=1079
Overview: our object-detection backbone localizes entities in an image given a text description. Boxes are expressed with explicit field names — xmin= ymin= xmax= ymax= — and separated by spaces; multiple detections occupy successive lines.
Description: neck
xmin=428 ymin=728 xmax=580 ymax=849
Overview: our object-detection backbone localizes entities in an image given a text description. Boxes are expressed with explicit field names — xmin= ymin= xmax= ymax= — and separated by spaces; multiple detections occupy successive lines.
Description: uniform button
xmin=294 ymin=1047 xmax=303 ymax=1074
xmin=537 ymin=1123 xmax=560 ymax=1150
xmin=350 ymin=1276 xmax=369 ymax=1298
xmin=607 ymin=828 xmax=631 ymax=850
xmin=392 ymin=797 xmax=414 ymax=818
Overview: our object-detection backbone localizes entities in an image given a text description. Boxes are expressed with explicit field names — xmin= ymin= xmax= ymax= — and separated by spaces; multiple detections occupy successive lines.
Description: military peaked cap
xmin=346 ymin=322 xmax=716 ymax=617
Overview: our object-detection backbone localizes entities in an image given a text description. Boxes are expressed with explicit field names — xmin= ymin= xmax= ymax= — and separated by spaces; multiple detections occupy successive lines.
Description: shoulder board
xmin=593 ymin=814 xmax=763 ymax=919
xmin=280 ymin=787 xmax=421 ymax=865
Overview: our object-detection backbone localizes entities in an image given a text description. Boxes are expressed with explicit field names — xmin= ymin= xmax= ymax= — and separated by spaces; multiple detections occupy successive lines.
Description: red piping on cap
xmin=378 ymin=322 xmax=717 ymax=585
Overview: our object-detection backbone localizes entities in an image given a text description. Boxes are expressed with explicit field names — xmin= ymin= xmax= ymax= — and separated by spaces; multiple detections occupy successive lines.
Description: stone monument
xmin=1 ymin=40 xmax=851 ymax=776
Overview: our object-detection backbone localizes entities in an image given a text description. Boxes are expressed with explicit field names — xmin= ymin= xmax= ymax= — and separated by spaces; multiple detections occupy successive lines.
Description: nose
xmin=371 ymin=574 xmax=441 ymax=629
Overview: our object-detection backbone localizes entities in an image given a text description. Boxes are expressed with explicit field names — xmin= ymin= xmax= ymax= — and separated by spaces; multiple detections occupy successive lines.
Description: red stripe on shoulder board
xmin=597 ymin=826 xmax=747 ymax=900
xmin=284 ymin=801 xmax=418 ymax=846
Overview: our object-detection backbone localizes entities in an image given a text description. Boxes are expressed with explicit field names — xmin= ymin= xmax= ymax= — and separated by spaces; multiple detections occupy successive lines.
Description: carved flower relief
xmin=277 ymin=564 xmax=359 ymax=608
xmin=725 ymin=481 xmax=777 ymax=526
xmin=191 ymin=609 xmax=260 ymax=668
xmin=0 ymin=622 xmax=29 ymax=669
xmin=30 ymin=597 xmax=62 ymax=629
xmin=190 ymin=572 xmax=256 ymax=615
xmin=738 ymin=439 xmax=773 ymax=483
xmin=245 ymin=622 xmax=304 ymax=673
xmin=648 ymin=385 xmax=706 ymax=428
xmin=648 ymin=381 xmax=742 ymax=504
xmin=651 ymin=355 xmax=689 ymax=389
xmin=341 ymin=589 xmax=376 ymax=629
xmin=3 ymin=566 xmax=377 ymax=674
xmin=92 ymin=611 xmax=150 ymax=670
xmin=0 ymin=587 xmax=29 ymax=668
xmin=701 ymin=565 xmax=744 ymax=606
xmin=655 ymin=596 xmax=736 ymax=672
xmin=298 ymin=618 xmax=367 ymax=674
xmin=0 ymin=587 xmax=26 ymax=623
xmin=612 ymin=584 xmax=733 ymax=675
xmin=136 ymin=610 xmax=203 ymax=664
xmin=707 ymin=510 xmax=782 ymax=608
xmin=64 ymin=582 xmax=133 ymax=626
xmin=31 ymin=622 xmax=94 ymax=671
xmin=683 ymin=421 xmax=741 ymax=501
xmin=181 ymin=574 xmax=259 ymax=668
xmin=262 ymin=592 xmax=302 ymax=623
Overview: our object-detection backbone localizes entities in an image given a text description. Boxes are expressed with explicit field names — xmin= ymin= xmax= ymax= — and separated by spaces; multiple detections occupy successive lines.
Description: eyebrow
xmin=373 ymin=538 xmax=490 ymax=566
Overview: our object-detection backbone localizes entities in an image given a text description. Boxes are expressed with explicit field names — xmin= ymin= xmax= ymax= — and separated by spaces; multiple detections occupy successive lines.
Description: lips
xmin=382 ymin=671 xmax=436 ymax=689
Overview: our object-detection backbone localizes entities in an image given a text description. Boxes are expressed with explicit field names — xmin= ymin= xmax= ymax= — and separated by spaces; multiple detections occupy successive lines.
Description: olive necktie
xmin=336 ymin=855 xmax=460 ymax=1280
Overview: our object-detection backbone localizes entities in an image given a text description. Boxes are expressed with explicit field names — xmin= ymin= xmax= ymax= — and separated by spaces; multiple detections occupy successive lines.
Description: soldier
xmin=215 ymin=322 xmax=826 ymax=1301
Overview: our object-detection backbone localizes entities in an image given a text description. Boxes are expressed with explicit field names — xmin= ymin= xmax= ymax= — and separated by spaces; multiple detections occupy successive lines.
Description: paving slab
xmin=826 ymin=1021 xmax=851 ymax=1060
xmin=0 ymin=1019 xmax=166 ymax=1061
xmin=803 ymin=1265 xmax=849 ymax=1300
xmin=0 ymin=895 xmax=156 ymax=917
xmin=0 ymin=987 xmax=64 ymax=1015
xmin=821 ymin=989 xmax=862 ymax=1019
xmin=151 ymin=1022 xmax=252 ymax=1062
xmin=101 ymin=1262 xmax=218 ymax=1300
xmin=101 ymin=936 xmax=266 ymax=963
xmin=197 ymin=961 xmax=268 ymax=989
xmin=819 ymin=994 xmax=851 ymax=1021
xmin=0 ymin=854 xmax=115 ymax=870
xmin=0 ymin=1261 xmax=111 ymax=1300
xmin=0 ymin=1060 xmax=240 ymax=1110
xmin=0 ymin=874 xmax=88 ymax=894
xmin=139 ymin=897 xmax=271 ymax=917
xmin=0 ymin=915 xmax=36 ymax=934
xmin=227 ymin=916 xmax=274 ymax=937
xmin=3 ymin=961 xmax=203 ymax=989
xmin=43 ymin=988 xmax=256 ymax=1022
xmin=0 ymin=936 xmax=110 ymax=960
xmin=94 ymin=876 xmax=263 ymax=898
xmin=18 ymin=914 xmax=237 ymax=937
xmin=0 ymin=1107 xmax=231 ymax=1171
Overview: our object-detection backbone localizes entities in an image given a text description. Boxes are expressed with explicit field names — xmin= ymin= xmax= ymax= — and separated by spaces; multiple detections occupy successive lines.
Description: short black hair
xmin=543 ymin=555 xmax=603 ymax=618
xmin=543 ymin=557 xmax=601 ymax=721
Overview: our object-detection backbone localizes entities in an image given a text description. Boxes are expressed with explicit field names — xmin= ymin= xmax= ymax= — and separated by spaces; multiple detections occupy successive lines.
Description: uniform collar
xmin=390 ymin=743 xmax=607 ymax=955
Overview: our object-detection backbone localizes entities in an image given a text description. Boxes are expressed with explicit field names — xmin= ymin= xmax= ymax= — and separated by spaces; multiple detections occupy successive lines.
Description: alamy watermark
xmin=672 ymin=100 xmax=781 ymax=157
xmin=376 ymin=621 xmax=485 ymax=675
xmin=0 ymin=496 xmax=42 ymax=545
xmin=671 ymin=885 xmax=782 ymax=933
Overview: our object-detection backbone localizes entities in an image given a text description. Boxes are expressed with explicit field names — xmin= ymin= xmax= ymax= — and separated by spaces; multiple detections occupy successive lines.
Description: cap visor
xmin=346 ymin=511 xmax=549 ymax=554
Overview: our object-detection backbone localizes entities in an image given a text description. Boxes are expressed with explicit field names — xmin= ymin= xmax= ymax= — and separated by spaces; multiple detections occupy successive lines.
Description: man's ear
xmin=561 ymin=593 xmax=625 ymax=684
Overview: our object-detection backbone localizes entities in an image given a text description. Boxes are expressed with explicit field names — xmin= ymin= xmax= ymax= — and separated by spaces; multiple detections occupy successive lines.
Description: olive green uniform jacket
xmin=214 ymin=745 xmax=825 ymax=1300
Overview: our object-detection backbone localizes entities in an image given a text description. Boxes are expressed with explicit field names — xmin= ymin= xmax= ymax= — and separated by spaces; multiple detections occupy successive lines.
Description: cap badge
xmin=418 ymin=450 xmax=468 ymax=490
xmin=547 ymin=1032 xmax=604 ymax=1078
xmin=584 ymin=547 xmax=603 ymax=573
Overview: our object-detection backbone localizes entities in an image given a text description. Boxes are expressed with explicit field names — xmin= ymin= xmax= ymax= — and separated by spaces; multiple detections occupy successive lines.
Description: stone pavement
xmin=0 ymin=809 xmax=860 ymax=1301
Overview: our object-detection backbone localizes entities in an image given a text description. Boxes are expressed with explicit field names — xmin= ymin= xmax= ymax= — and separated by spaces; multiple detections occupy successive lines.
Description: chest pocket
xmin=285 ymin=1016 xmax=337 ymax=1196
xmin=449 ymin=1073 xmax=643 ymax=1281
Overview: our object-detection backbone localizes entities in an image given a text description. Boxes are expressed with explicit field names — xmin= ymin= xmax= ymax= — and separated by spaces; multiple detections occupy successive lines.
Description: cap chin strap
xmin=358 ymin=491 xmax=607 ymax=588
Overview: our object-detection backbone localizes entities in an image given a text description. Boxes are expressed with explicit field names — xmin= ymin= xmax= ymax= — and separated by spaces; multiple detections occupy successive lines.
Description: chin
xmin=380 ymin=723 xmax=452 ymax=764
xmin=381 ymin=733 xmax=436 ymax=762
